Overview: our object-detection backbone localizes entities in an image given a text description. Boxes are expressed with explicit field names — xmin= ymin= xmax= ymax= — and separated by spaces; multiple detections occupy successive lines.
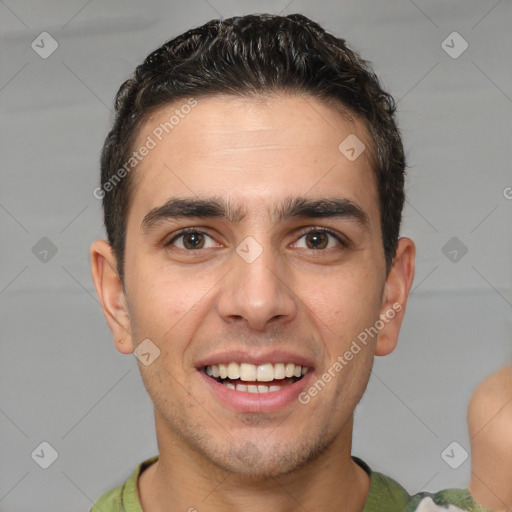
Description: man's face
xmin=117 ymin=93 xmax=392 ymax=476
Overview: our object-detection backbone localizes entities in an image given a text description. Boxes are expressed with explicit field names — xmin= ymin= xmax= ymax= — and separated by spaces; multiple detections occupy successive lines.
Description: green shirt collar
xmin=92 ymin=454 xmax=487 ymax=512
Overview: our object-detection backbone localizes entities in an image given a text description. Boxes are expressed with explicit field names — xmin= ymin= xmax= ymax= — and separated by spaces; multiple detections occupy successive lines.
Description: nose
xmin=216 ymin=238 xmax=297 ymax=332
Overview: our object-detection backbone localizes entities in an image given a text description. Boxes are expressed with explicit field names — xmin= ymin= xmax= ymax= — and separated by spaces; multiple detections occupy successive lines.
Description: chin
xmin=206 ymin=433 xmax=332 ymax=478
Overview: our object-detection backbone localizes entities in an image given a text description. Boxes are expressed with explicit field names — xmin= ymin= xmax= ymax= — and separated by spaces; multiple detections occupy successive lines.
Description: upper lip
xmin=195 ymin=349 xmax=315 ymax=369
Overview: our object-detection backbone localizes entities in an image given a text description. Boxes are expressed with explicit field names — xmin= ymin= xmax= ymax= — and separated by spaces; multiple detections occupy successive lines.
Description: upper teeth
xmin=205 ymin=362 xmax=308 ymax=381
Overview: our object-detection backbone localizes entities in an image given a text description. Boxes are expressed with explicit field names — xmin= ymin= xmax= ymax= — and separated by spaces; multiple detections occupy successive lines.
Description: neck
xmin=139 ymin=411 xmax=370 ymax=512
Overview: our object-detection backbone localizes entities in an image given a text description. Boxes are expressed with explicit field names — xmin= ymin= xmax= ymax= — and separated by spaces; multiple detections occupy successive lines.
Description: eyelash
xmin=164 ymin=226 xmax=348 ymax=251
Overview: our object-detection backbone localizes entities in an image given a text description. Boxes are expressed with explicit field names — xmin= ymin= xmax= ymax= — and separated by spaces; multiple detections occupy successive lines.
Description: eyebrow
xmin=140 ymin=195 xmax=371 ymax=234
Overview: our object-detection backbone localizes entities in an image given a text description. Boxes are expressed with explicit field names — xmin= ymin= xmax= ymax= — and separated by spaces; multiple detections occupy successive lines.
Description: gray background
xmin=1 ymin=0 xmax=511 ymax=510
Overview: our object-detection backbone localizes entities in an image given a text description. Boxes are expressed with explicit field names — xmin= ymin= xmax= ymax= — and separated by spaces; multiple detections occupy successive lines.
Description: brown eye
xmin=294 ymin=229 xmax=345 ymax=250
xmin=304 ymin=232 xmax=329 ymax=249
xmin=166 ymin=230 xmax=217 ymax=250
xmin=181 ymin=232 xmax=205 ymax=249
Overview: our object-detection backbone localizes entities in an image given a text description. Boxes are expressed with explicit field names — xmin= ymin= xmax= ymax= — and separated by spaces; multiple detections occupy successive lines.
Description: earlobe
xmin=375 ymin=237 xmax=416 ymax=357
xmin=90 ymin=239 xmax=135 ymax=354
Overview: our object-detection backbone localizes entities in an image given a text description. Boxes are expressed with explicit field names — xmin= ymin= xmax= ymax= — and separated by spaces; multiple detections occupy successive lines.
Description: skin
xmin=468 ymin=364 xmax=512 ymax=511
xmin=90 ymin=93 xmax=415 ymax=512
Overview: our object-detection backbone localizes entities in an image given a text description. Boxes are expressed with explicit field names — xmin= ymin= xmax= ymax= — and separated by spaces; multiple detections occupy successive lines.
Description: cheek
xmin=302 ymin=272 xmax=382 ymax=331
xmin=126 ymin=267 xmax=198 ymax=340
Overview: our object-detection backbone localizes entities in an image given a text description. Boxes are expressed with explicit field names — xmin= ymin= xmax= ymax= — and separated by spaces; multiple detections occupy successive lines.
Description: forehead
xmin=128 ymin=93 xmax=380 ymax=227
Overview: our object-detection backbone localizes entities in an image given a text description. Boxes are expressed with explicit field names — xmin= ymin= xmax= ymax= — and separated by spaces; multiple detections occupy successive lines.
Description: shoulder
xmin=354 ymin=456 xmax=412 ymax=510
xmin=369 ymin=479 xmax=485 ymax=512
xmin=372 ymin=483 xmax=496 ymax=512
xmin=357 ymin=457 xmax=495 ymax=512
xmin=90 ymin=455 xmax=159 ymax=512
xmin=405 ymin=489 xmax=499 ymax=512
xmin=91 ymin=485 xmax=124 ymax=512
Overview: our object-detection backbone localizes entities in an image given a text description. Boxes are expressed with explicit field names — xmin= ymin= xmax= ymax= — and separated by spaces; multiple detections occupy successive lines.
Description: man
xmin=89 ymin=13 xmax=502 ymax=512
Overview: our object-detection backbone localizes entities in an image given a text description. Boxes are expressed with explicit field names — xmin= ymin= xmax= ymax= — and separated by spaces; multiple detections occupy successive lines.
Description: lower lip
xmin=198 ymin=369 xmax=314 ymax=413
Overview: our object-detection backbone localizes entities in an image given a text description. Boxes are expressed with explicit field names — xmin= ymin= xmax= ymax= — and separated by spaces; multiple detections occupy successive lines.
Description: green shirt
xmin=90 ymin=455 xmax=496 ymax=512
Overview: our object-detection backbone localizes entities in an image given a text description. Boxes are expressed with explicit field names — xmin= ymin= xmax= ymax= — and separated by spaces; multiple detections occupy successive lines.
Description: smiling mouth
xmin=202 ymin=362 xmax=309 ymax=394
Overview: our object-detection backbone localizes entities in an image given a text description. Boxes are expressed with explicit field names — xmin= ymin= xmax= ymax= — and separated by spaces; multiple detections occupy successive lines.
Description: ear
xmin=375 ymin=237 xmax=416 ymax=356
xmin=90 ymin=239 xmax=134 ymax=354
